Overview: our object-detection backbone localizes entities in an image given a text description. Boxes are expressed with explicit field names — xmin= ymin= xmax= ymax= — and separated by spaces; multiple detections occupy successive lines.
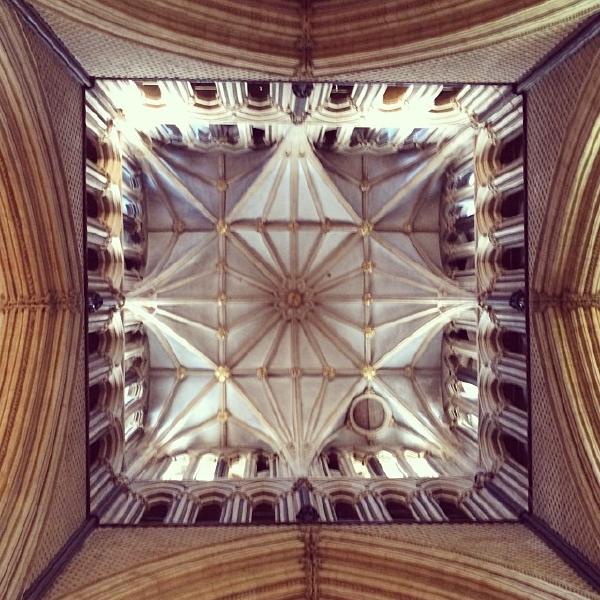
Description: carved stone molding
xmin=301 ymin=526 xmax=320 ymax=600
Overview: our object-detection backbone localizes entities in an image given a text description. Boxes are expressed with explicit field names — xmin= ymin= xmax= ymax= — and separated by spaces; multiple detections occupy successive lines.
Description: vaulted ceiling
xmin=110 ymin=82 xmax=479 ymax=478
xmin=2 ymin=1 xmax=598 ymax=596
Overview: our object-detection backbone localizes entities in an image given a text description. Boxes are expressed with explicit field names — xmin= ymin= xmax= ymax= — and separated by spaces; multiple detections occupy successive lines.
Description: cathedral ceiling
xmin=1 ymin=2 xmax=598 ymax=595
xmin=104 ymin=81 xmax=478 ymax=478
xmin=29 ymin=0 xmax=598 ymax=81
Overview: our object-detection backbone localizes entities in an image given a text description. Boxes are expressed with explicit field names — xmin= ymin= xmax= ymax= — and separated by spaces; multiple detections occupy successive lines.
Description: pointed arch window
xmin=438 ymin=498 xmax=466 ymax=521
xmin=194 ymin=453 xmax=218 ymax=481
xmin=255 ymin=454 xmax=270 ymax=476
xmin=228 ymin=455 xmax=247 ymax=479
xmin=377 ymin=450 xmax=406 ymax=478
xmin=405 ymin=451 xmax=438 ymax=478
xmin=385 ymin=499 xmax=413 ymax=520
xmin=333 ymin=500 xmax=359 ymax=522
xmin=195 ymin=502 xmax=222 ymax=523
xmin=351 ymin=455 xmax=371 ymax=478
xmin=326 ymin=451 xmax=341 ymax=475
xmin=124 ymin=410 xmax=144 ymax=441
xmin=140 ymin=502 xmax=169 ymax=523
xmin=161 ymin=454 xmax=190 ymax=480
xmin=251 ymin=502 xmax=276 ymax=523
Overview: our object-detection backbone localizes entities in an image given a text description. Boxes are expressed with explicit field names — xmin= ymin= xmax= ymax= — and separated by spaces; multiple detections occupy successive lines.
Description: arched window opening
xmin=165 ymin=124 xmax=182 ymax=143
xmin=124 ymin=367 xmax=140 ymax=387
xmin=195 ymin=502 xmax=222 ymax=523
xmin=349 ymin=127 xmax=370 ymax=147
xmin=385 ymin=499 xmax=413 ymax=520
xmin=500 ymin=330 xmax=526 ymax=355
xmin=382 ymin=86 xmax=408 ymax=105
xmin=438 ymin=498 xmax=466 ymax=521
xmin=251 ymin=127 xmax=265 ymax=146
xmin=500 ymin=189 xmax=524 ymax=219
xmin=500 ymin=247 xmax=525 ymax=270
xmin=405 ymin=451 xmax=439 ymax=478
xmin=129 ymin=175 xmax=140 ymax=190
xmin=251 ymin=502 xmax=276 ymax=523
xmin=228 ymin=455 xmax=247 ymax=479
xmin=329 ymin=84 xmax=353 ymax=105
xmin=85 ymin=134 xmax=98 ymax=164
xmin=126 ymin=428 xmax=144 ymax=450
xmin=459 ymin=380 xmax=479 ymax=400
xmin=208 ymin=124 xmax=237 ymax=145
xmin=455 ymin=170 xmax=474 ymax=188
xmin=457 ymin=198 xmax=475 ymax=218
xmin=88 ymin=331 xmax=101 ymax=354
xmin=86 ymin=191 xmax=99 ymax=218
xmin=435 ymin=87 xmax=458 ymax=107
xmin=137 ymin=82 xmax=162 ymax=102
xmin=499 ymin=134 xmax=523 ymax=167
xmin=326 ymin=451 xmax=341 ymax=475
xmin=87 ymin=247 xmax=100 ymax=271
xmin=367 ymin=456 xmax=385 ymax=477
xmin=123 ymin=216 xmax=139 ymax=234
xmin=122 ymin=166 xmax=133 ymax=189
xmin=351 ymin=455 xmax=371 ymax=478
xmin=140 ymin=502 xmax=169 ymax=524
xmin=322 ymin=129 xmax=338 ymax=148
xmin=449 ymin=328 xmax=470 ymax=342
xmin=247 ymin=82 xmax=269 ymax=102
xmin=458 ymin=412 xmax=479 ymax=431
xmin=193 ymin=83 xmax=217 ymax=103
xmin=125 ymin=330 xmax=144 ymax=345
xmin=333 ymin=500 xmax=359 ymax=522
xmin=501 ymin=382 xmax=527 ymax=411
xmin=124 ymin=410 xmax=143 ymax=441
xmin=377 ymin=450 xmax=406 ymax=478
xmin=89 ymin=383 xmax=102 ymax=412
xmin=161 ymin=454 xmax=190 ymax=480
xmin=256 ymin=454 xmax=269 ymax=476
xmin=456 ymin=366 xmax=478 ymax=388
xmin=194 ymin=453 xmax=217 ymax=481
xmin=123 ymin=197 xmax=139 ymax=218
xmin=501 ymin=432 xmax=528 ymax=469
xmin=89 ymin=438 xmax=102 ymax=465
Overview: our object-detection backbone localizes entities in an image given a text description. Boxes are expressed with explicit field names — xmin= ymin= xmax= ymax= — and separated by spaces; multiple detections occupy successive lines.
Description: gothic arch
xmin=0 ymin=6 xmax=82 ymax=596
xmin=48 ymin=528 xmax=593 ymax=600
xmin=28 ymin=1 xmax=595 ymax=80
xmin=531 ymin=49 xmax=600 ymax=548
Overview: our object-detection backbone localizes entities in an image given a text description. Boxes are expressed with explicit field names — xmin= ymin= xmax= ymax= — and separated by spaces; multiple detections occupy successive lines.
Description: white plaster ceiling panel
xmin=124 ymin=124 xmax=477 ymax=477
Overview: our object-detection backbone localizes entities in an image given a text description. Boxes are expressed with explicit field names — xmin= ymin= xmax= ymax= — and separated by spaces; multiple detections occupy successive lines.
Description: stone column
xmin=222 ymin=492 xmax=249 ymax=523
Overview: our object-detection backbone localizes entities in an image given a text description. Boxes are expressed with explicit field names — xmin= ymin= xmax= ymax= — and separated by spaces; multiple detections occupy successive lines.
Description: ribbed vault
xmin=124 ymin=120 xmax=477 ymax=477
xmin=0 ymin=0 xmax=599 ymax=597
